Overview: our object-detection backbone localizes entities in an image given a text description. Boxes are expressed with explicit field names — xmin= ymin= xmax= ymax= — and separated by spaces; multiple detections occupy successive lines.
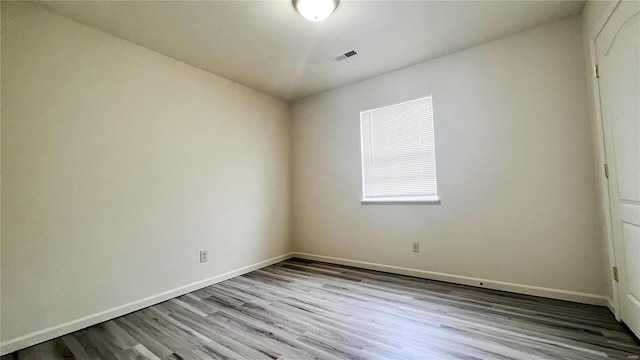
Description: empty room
xmin=1 ymin=0 xmax=639 ymax=358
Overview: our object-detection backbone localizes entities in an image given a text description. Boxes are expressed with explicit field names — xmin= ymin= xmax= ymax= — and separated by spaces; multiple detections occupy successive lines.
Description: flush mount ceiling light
xmin=293 ymin=0 xmax=339 ymax=22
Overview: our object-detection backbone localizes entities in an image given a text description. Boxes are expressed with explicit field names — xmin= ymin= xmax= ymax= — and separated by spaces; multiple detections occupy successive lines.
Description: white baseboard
xmin=293 ymin=252 xmax=609 ymax=307
xmin=606 ymin=297 xmax=619 ymax=320
xmin=3 ymin=251 xmax=610 ymax=355
xmin=0 ymin=252 xmax=294 ymax=356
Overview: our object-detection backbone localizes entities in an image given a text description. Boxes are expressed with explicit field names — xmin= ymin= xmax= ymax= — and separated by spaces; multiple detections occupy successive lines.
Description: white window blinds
xmin=360 ymin=96 xmax=438 ymax=201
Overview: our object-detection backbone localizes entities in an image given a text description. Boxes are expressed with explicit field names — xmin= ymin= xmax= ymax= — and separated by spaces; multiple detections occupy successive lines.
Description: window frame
xmin=359 ymin=95 xmax=440 ymax=205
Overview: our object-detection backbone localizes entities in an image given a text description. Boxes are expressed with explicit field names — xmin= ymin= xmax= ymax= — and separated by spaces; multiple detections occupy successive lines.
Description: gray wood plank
xmin=6 ymin=259 xmax=640 ymax=359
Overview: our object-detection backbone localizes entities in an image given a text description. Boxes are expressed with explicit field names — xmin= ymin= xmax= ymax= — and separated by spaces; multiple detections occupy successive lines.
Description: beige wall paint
xmin=581 ymin=0 xmax=620 ymax=314
xmin=1 ymin=2 xmax=291 ymax=344
xmin=291 ymin=16 xmax=605 ymax=297
xmin=0 ymin=2 xmax=609 ymax=353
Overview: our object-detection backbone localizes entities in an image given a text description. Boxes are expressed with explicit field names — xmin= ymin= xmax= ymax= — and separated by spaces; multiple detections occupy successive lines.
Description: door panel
xmin=596 ymin=0 xmax=640 ymax=337
xmin=624 ymin=223 xmax=640 ymax=302
xmin=620 ymin=203 xmax=640 ymax=224
xmin=603 ymin=10 xmax=639 ymax=201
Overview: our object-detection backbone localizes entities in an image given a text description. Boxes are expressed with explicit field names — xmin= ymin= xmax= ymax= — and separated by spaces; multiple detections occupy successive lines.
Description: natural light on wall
xmin=360 ymin=96 xmax=438 ymax=203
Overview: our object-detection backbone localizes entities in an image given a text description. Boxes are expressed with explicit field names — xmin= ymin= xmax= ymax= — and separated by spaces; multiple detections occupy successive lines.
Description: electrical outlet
xmin=412 ymin=242 xmax=420 ymax=253
xmin=200 ymin=250 xmax=208 ymax=263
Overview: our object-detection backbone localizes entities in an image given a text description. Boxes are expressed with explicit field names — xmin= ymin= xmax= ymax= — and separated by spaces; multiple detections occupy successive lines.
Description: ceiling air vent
xmin=334 ymin=49 xmax=358 ymax=62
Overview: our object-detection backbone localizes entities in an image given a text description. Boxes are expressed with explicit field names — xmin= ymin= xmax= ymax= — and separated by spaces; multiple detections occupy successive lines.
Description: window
xmin=360 ymin=95 xmax=438 ymax=203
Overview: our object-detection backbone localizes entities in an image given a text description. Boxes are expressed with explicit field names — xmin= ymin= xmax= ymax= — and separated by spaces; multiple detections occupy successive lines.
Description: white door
xmin=595 ymin=0 xmax=640 ymax=338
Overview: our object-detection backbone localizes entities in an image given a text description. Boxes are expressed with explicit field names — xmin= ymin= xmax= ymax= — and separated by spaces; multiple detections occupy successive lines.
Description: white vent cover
xmin=334 ymin=49 xmax=358 ymax=62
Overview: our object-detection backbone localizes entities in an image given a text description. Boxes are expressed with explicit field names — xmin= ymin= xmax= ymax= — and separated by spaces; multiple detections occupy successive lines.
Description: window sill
xmin=361 ymin=195 xmax=441 ymax=205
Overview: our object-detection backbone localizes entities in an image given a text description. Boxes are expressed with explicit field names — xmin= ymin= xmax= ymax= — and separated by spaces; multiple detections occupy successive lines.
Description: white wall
xmin=291 ymin=16 xmax=605 ymax=300
xmin=0 ymin=2 xmax=610 ymax=354
xmin=1 ymin=2 xmax=291 ymax=350
xmin=581 ymin=0 xmax=619 ymax=314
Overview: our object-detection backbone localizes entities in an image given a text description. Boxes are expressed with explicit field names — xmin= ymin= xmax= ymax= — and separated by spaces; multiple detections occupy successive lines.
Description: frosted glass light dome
xmin=293 ymin=0 xmax=339 ymax=22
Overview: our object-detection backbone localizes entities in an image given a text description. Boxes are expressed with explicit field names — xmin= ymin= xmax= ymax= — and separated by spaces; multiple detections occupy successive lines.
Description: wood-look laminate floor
xmin=3 ymin=259 xmax=640 ymax=360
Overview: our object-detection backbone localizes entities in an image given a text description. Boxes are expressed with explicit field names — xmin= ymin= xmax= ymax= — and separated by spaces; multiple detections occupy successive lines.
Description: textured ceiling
xmin=36 ymin=1 xmax=586 ymax=101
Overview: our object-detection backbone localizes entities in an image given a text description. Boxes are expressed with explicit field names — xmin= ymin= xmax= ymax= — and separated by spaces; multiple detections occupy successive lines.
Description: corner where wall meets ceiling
xmin=34 ymin=1 xmax=585 ymax=101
